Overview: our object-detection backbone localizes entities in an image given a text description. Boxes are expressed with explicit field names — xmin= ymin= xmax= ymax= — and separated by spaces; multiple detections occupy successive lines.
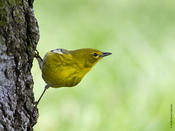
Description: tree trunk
xmin=0 ymin=0 xmax=39 ymax=130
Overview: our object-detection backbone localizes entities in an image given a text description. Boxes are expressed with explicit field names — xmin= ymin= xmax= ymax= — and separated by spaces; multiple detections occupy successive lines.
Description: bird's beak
xmin=100 ymin=52 xmax=112 ymax=57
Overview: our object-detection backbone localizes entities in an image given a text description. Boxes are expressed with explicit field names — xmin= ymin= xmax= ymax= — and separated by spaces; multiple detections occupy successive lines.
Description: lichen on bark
xmin=0 ymin=0 xmax=39 ymax=130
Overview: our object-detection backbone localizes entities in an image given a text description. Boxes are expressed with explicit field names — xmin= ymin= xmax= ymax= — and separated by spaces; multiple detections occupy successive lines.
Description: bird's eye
xmin=93 ymin=53 xmax=98 ymax=57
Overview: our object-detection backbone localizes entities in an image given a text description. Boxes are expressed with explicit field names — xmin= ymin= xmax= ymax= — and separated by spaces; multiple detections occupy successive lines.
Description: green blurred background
xmin=32 ymin=0 xmax=175 ymax=130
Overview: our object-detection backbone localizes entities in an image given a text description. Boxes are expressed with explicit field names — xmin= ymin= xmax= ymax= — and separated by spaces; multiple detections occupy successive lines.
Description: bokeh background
xmin=32 ymin=0 xmax=175 ymax=131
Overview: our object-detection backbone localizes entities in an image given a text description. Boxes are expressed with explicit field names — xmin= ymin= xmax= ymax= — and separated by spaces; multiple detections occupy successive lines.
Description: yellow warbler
xmin=35 ymin=48 xmax=111 ymax=105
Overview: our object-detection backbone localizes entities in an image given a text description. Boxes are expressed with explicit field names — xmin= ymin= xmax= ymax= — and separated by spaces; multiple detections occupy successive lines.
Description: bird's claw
xmin=34 ymin=50 xmax=40 ymax=58
xmin=34 ymin=101 xmax=39 ymax=107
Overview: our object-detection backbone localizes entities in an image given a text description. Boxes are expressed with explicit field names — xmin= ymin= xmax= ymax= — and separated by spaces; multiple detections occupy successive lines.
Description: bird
xmin=34 ymin=48 xmax=112 ymax=106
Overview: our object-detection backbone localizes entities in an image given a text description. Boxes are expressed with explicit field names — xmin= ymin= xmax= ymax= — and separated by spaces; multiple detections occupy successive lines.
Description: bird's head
xmin=70 ymin=48 xmax=112 ymax=68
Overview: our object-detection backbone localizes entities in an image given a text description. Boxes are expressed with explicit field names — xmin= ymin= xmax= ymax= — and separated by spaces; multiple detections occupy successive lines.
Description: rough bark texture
xmin=0 ymin=0 xmax=39 ymax=130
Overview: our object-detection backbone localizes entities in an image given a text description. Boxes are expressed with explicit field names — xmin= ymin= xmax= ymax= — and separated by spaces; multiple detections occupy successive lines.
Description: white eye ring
xmin=52 ymin=48 xmax=63 ymax=54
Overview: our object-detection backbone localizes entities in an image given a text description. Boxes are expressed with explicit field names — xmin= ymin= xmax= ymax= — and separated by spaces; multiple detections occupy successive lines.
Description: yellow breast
xmin=41 ymin=52 xmax=89 ymax=88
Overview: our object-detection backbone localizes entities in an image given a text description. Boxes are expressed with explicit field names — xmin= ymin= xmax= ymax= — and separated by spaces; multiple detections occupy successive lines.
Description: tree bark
xmin=0 ymin=0 xmax=39 ymax=130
